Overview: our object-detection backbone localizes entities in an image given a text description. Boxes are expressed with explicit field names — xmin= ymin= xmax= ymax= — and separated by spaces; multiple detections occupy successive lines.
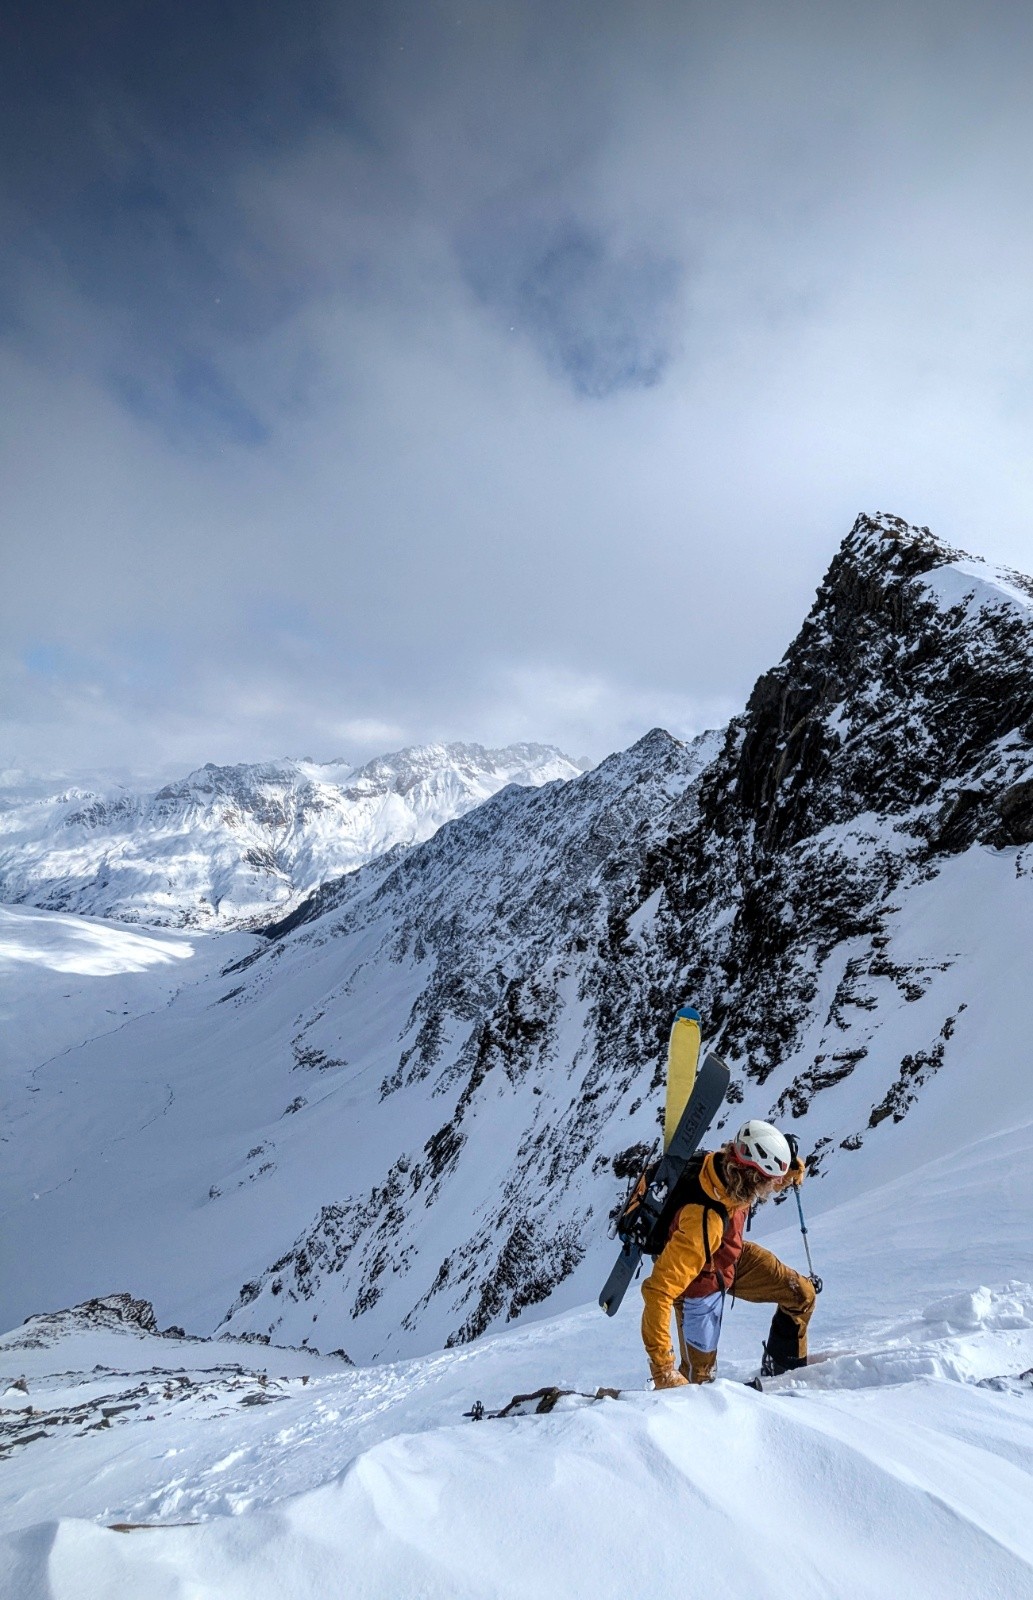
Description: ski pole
xmin=793 ymin=1185 xmax=822 ymax=1294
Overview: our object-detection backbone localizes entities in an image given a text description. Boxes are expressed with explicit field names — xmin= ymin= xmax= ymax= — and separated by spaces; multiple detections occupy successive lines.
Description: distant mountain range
xmin=0 ymin=743 xmax=586 ymax=926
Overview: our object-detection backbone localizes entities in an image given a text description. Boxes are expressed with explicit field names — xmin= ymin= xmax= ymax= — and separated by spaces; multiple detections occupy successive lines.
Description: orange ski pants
xmin=676 ymin=1241 xmax=816 ymax=1383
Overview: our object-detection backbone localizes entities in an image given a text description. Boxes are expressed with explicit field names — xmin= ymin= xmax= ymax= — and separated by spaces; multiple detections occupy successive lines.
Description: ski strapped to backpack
xmin=599 ymin=1045 xmax=729 ymax=1316
xmin=619 ymin=1151 xmax=728 ymax=1263
xmin=662 ymin=1004 xmax=702 ymax=1148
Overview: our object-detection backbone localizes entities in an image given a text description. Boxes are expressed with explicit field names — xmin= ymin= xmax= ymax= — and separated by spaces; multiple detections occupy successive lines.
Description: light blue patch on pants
xmin=677 ymin=1290 xmax=725 ymax=1354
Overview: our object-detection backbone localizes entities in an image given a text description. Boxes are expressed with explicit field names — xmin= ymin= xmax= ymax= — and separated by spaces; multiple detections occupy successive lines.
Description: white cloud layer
xmin=3 ymin=0 xmax=1033 ymax=777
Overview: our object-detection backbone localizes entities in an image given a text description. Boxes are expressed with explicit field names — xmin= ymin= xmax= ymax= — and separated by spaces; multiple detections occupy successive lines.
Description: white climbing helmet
xmin=732 ymin=1119 xmax=792 ymax=1177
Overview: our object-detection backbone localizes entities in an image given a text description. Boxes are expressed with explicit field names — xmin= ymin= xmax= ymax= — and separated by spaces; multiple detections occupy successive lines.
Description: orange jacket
xmin=640 ymin=1150 xmax=804 ymax=1370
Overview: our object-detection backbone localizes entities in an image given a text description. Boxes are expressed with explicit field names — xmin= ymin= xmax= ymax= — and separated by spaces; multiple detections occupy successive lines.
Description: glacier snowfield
xmin=0 ymin=743 xmax=583 ymax=928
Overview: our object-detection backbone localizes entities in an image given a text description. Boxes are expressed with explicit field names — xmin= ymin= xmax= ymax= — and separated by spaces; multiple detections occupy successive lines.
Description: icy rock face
xmin=659 ymin=515 xmax=1033 ymax=1087
xmin=216 ymin=724 xmax=718 ymax=1353
xmin=0 ymin=743 xmax=584 ymax=927
xmin=215 ymin=514 xmax=1033 ymax=1356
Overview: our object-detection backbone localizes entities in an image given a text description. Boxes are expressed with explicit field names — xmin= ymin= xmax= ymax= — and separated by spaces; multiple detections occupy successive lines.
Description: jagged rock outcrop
xmin=5 ymin=1295 xmax=183 ymax=1349
xmin=1 ymin=1294 xmax=352 ymax=1365
xmin=646 ymin=515 xmax=1033 ymax=1078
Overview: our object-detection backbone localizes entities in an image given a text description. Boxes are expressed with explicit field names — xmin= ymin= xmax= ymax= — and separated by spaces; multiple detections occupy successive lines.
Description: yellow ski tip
xmin=663 ymin=1006 xmax=702 ymax=1149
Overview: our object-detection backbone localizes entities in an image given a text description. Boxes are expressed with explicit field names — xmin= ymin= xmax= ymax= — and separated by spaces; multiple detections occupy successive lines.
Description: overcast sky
xmin=4 ymin=0 xmax=1033 ymax=782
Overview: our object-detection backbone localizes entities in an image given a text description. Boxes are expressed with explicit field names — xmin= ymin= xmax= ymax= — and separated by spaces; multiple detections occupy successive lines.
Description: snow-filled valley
xmin=5 ymin=512 xmax=1033 ymax=1597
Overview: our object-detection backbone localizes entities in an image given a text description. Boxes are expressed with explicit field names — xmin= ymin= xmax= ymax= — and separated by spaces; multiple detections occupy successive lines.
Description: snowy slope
xmin=5 ymin=513 xmax=1033 ymax=1371
xmin=0 ymin=904 xmax=257 ymax=1087
xmin=4 ymin=1130 xmax=1033 ymax=1598
xmin=0 ymin=730 xmax=717 ymax=1348
xmin=0 ymin=743 xmax=583 ymax=927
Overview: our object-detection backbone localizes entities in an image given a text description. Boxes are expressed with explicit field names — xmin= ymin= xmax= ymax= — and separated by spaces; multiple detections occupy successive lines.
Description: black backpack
xmin=619 ymin=1151 xmax=729 ymax=1261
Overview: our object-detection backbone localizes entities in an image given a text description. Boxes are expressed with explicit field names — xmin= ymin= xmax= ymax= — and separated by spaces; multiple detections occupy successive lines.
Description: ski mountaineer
xmin=641 ymin=1119 xmax=813 ymax=1388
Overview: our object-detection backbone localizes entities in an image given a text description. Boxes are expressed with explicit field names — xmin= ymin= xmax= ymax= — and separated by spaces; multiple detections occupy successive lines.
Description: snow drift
xmin=4 ymin=1124 xmax=1033 ymax=1598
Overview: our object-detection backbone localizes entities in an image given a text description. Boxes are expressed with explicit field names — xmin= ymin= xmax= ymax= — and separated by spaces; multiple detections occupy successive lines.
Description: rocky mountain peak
xmin=344 ymin=742 xmax=580 ymax=799
xmin=712 ymin=512 xmax=1033 ymax=858
xmin=838 ymin=509 xmax=966 ymax=579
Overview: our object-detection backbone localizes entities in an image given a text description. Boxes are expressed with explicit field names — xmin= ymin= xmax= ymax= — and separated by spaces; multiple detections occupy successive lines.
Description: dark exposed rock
xmin=996 ymin=777 xmax=1033 ymax=845
xmin=6 ymin=1294 xmax=224 ymax=1350
xmin=292 ymin=1044 xmax=347 ymax=1072
xmin=424 ymin=1122 xmax=466 ymax=1181
xmin=978 ymin=1367 xmax=1033 ymax=1394
xmin=612 ymin=1142 xmax=655 ymax=1179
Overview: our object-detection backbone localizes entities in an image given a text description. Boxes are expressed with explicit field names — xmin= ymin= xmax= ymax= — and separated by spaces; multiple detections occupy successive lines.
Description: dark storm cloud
xmin=4 ymin=1 xmax=1033 ymax=777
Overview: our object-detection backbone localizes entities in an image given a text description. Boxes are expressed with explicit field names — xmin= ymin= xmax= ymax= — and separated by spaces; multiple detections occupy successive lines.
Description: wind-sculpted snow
xmin=6 ymin=514 xmax=1033 ymax=1365
xmin=0 ymin=743 xmax=583 ymax=928
xmin=5 ymin=1131 xmax=1033 ymax=1598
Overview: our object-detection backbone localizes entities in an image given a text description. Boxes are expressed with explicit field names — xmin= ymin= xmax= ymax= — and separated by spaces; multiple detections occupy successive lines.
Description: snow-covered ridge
xmin=924 ymin=555 xmax=1033 ymax=617
xmin=5 ymin=1124 xmax=1033 ymax=1597
xmin=0 ymin=742 xmax=585 ymax=928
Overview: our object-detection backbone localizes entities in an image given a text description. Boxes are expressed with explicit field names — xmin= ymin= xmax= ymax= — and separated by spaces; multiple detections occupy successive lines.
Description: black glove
xmin=785 ymin=1132 xmax=799 ymax=1163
